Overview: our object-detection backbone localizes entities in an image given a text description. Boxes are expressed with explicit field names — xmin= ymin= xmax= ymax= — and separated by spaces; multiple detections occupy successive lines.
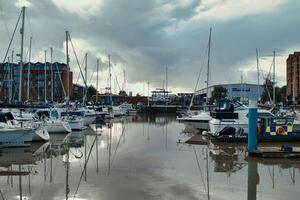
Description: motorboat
xmin=209 ymin=99 xmax=274 ymax=136
xmin=177 ymin=111 xmax=212 ymax=130
xmin=119 ymin=102 xmax=137 ymax=115
xmin=214 ymin=116 xmax=300 ymax=142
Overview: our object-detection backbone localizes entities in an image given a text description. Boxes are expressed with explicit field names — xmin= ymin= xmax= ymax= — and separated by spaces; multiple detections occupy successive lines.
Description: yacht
xmin=0 ymin=112 xmax=34 ymax=147
xmin=61 ymin=111 xmax=85 ymax=131
xmin=209 ymin=99 xmax=273 ymax=136
xmin=177 ymin=111 xmax=212 ymax=130
xmin=35 ymin=109 xmax=72 ymax=134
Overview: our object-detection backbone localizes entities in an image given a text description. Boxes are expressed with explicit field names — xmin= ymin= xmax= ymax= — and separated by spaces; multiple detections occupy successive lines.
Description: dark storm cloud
xmin=0 ymin=0 xmax=299 ymax=91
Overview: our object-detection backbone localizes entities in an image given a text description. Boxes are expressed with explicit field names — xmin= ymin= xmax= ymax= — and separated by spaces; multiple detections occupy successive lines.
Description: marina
xmin=0 ymin=1 xmax=300 ymax=199
xmin=0 ymin=115 xmax=299 ymax=200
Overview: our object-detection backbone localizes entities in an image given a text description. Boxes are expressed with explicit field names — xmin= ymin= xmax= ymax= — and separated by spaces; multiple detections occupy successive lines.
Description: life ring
xmin=276 ymin=126 xmax=285 ymax=135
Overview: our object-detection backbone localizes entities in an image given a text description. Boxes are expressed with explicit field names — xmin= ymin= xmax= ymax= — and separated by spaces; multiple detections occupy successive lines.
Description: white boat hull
xmin=209 ymin=119 xmax=248 ymax=136
xmin=84 ymin=115 xmax=96 ymax=126
xmin=0 ymin=129 xmax=33 ymax=147
xmin=32 ymin=128 xmax=50 ymax=141
xmin=44 ymin=121 xmax=72 ymax=133
xmin=69 ymin=119 xmax=85 ymax=130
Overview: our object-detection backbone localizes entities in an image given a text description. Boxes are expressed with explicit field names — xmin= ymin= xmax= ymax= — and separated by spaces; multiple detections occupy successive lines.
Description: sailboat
xmin=177 ymin=28 xmax=213 ymax=131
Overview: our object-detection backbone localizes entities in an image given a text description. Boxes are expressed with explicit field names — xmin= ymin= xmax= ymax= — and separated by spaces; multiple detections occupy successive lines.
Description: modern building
xmin=196 ymin=83 xmax=263 ymax=101
xmin=286 ymin=52 xmax=300 ymax=104
xmin=0 ymin=62 xmax=73 ymax=102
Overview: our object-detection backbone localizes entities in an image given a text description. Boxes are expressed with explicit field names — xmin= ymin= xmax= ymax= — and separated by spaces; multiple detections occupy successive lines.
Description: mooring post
xmin=248 ymin=100 xmax=258 ymax=153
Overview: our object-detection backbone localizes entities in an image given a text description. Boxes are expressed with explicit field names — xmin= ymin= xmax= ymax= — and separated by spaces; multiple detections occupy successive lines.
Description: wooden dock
xmin=249 ymin=147 xmax=300 ymax=159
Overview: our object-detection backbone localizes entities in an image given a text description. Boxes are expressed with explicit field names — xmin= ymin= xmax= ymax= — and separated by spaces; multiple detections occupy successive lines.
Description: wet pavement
xmin=0 ymin=114 xmax=299 ymax=200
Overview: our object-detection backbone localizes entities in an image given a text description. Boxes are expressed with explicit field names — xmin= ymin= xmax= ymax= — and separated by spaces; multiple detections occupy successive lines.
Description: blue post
xmin=248 ymin=100 xmax=258 ymax=153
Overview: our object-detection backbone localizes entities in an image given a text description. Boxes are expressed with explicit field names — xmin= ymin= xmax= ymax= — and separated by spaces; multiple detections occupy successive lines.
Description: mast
xmin=108 ymin=55 xmax=112 ymax=106
xmin=26 ymin=36 xmax=32 ymax=100
xmin=96 ymin=58 xmax=99 ymax=102
xmin=9 ymin=50 xmax=14 ymax=103
xmin=66 ymin=31 xmax=70 ymax=101
xmin=166 ymin=66 xmax=168 ymax=104
xmin=18 ymin=6 xmax=26 ymax=102
xmin=44 ymin=50 xmax=47 ymax=102
xmin=256 ymin=48 xmax=260 ymax=101
xmin=51 ymin=47 xmax=53 ymax=102
xmin=273 ymin=51 xmax=276 ymax=105
xmin=83 ymin=53 xmax=88 ymax=105
xmin=206 ymin=27 xmax=212 ymax=105
xmin=240 ymin=75 xmax=243 ymax=102
xmin=147 ymin=81 xmax=150 ymax=106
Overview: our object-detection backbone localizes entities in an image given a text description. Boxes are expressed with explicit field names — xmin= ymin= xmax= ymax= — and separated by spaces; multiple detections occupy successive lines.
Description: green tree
xmin=260 ymin=78 xmax=285 ymax=103
xmin=210 ymin=85 xmax=227 ymax=104
xmin=119 ymin=90 xmax=127 ymax=96
xmin=87 ymin=86 xmax=97 ymax=98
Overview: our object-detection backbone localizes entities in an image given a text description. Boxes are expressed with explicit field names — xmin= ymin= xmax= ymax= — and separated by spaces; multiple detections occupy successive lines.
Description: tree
xmin=210 ymin=85 xmax=227 ymax=104
xmin=87 ymin=86 xmax=97 ymax=98
xmin=260 ymin=78 xmax=286 ymax=103
xmin=119 ymin=90 xmax=127 ymax=96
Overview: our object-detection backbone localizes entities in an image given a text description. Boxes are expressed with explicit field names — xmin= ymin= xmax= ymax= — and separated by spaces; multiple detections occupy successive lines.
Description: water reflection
xmin=0 ymin=114 xmax=299 ymax=200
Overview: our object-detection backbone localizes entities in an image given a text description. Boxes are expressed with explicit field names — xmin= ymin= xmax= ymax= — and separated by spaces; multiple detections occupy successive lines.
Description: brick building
xmin=286 ymin=52 xmax=300 ymax=104
xmin=0 ymin=62 xmax=73 ymax=102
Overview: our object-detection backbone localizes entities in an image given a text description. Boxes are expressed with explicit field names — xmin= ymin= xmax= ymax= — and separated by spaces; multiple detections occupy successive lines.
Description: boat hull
xmin=44 ymin=121 xmax=71 ymax=133
xmin=0 ymin=129 xmax=33 ymax=147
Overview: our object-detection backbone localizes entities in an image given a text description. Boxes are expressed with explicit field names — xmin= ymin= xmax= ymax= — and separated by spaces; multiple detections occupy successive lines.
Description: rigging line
xmin=88 ymin=63 xmax=97 ymax=85
xmin=2 ymin=9 xmax=22 ymax=63
xmin=111 ymin=125 xmax=126 ymax=166
xmin=72 ymin=136 xmax=97 ymax=200
xmin=192 ymin=146 xmax=207 ymax=192
xmin=0 ymin=10 xmax=22 ymax=94
xmin=55 ymin=63 xmax=66 ymax=96
xmin=69 ymin=34 xmax=88 ymax=90
xmin=189 ymin=44 xmax=208 ymax=110
xmin=111 ymin=66 xmax=122 ymax=91
xmin=0 ymin=189 xmax=5 ymax=200
xmin=75 ymin=57 xmax=86 ymax=84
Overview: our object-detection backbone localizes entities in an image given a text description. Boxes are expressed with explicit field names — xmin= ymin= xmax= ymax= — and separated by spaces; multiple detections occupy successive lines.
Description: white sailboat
xmin=177 ymin=28 xmax=213 ymax=131
xmin=35 ymin=109 xmax=71 ymax=133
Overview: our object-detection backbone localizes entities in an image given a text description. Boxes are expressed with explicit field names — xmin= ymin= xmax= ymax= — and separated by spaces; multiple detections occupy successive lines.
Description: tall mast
xmin=66 ymin=31 xmax=70 ymax=101
xmin=123 ymin=69 xmax=126 ymax=92
xmin=9 ymin=50 xmax=14 ymax=103
xmin=166 ymin=66 xmax=168 ymax=103
xmin=50 ymin=47 xmax=53 ymax=102
xmin=108 ymin=55 xmax=112 ymax=106
xmin=18 ymin=6 xmax=26 ymax=102
xmin=26 ymin=36 xmax=32 ymax=100
xmin=96 ymin=58 xmax=99 ymax=102
xmin=206 ymin=27 xmax=212 ymax=105
xmin=44 ymin=50 xmax=47 ymax=102
xmin=83 ymin=53 xmax=88 ymax=105
xmin=256 ymin=48 xmax=260 ymax=101
xmin=240 ymin=75 xmax=243 ymax=102
xmin=273 ymin=51 xmax=276 ymax=105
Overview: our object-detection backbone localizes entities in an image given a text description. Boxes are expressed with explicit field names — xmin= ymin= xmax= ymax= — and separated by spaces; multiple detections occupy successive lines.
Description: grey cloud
xmin=0 ymin=0 xmax=299 ymax=92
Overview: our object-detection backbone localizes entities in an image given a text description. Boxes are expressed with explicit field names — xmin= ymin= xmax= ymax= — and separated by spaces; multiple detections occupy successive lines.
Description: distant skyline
xmin=0 ymin=0 xmax=299 ymax=95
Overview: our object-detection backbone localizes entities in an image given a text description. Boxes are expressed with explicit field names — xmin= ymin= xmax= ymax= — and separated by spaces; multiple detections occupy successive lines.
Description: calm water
xmin=0 ymin=114 xmax=299 ymax=200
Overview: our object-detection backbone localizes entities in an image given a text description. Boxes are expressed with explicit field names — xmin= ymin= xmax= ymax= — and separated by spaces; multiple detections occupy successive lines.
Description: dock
xmin=249 ymin=147 xmax=300 ymax=159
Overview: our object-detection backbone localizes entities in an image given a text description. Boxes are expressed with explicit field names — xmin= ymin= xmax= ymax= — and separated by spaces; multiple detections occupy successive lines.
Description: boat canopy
xmin=0 ymin=112 xmax=15 ymax=122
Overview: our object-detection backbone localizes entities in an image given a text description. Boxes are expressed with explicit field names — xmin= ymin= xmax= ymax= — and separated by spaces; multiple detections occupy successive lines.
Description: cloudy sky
xmin=0 ymin=0 xmax=300 ymax=95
